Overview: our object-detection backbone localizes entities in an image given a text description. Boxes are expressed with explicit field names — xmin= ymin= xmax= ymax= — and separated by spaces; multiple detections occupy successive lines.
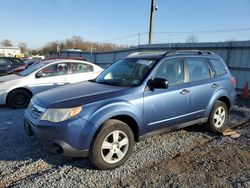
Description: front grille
xmin=27 ymin=101 xmax=46 ymax=120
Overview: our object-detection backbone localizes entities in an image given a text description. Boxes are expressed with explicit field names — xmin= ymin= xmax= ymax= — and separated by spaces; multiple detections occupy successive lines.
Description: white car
xmin=0 ymin=59 xmax=103 ymax=108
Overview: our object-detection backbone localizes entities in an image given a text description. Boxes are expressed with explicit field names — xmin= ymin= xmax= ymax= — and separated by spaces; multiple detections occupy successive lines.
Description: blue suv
xmin=24 ymin=50 xmax=236 ymax=169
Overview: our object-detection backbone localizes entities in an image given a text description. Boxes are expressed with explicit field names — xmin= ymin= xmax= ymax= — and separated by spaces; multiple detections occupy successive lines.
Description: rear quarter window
xmin=210 ymin=59 xmax=227 ymax=76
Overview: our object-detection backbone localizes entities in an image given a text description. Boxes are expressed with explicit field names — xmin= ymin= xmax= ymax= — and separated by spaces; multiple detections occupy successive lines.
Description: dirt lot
xmin=0 ymin=100 xmax=249 ymax=188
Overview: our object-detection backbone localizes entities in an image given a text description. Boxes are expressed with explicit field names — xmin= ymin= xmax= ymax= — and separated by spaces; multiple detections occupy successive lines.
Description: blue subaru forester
xmin=24 ymin=50 xmax=236 ymax=169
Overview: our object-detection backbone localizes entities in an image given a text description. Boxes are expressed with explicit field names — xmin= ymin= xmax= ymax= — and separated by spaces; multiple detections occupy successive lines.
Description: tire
xmin=206 ymin=101 xmax=228 ymax=133
xmin=7 ymin=89 xmax=32 ymax=109
xmin=89 ymin=119 xmax=134 ymax=170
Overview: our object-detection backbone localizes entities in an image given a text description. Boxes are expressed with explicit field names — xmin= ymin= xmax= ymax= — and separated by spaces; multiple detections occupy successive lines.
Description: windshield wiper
xmin=96 ymin=80 xmax=121 ymax=86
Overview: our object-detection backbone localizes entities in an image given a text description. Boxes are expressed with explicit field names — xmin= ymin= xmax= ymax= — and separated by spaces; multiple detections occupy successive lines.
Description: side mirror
xmin=147 ymin=78 xmax=169 ymax=90
xmin=36 ymin=72 xmax=46 ymax=78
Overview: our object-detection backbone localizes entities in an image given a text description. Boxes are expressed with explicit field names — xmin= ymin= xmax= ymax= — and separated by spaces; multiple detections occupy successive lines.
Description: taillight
xmin=230 ymin=77 xmax=236 ymax=88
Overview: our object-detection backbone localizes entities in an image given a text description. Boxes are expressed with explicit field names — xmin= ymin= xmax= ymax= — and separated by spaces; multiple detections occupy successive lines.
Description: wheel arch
xmin=205 ymin=89 xmax=231 ymax=117
xmin=6 ymin=87 xmax=33 ymax=104
xmin=91 ymin=114 xmax=140 ymax=147
xmin=216 ymin=96 xmax=231 ymax=110
xmin=107 ymin=115 xmax=139 ymax=142
xmin=83 ymin=100 xmax=145 ymax=151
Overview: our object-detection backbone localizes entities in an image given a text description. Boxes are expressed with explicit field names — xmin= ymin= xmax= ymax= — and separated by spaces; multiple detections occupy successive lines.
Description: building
xmin=0 ymin=47 xmax=21 ymax=57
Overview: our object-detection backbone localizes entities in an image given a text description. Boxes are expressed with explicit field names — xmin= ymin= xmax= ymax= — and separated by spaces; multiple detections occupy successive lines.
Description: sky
xmin=0 ymin=0 xmax=250 ymax=49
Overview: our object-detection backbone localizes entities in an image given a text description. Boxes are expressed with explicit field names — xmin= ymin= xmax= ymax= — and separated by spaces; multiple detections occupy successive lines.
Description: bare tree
xmin=1 ymin=39 xmax=13 ymax=47
xmin=42 ymin=41 xmax=58 ymax=55
xmin=185 ymin=35 xmax=199 ymax=43
xmin=39 ymin=36 xmax=124 ymax=55
xmin=18 ymin=42 xmax=27 ymax=53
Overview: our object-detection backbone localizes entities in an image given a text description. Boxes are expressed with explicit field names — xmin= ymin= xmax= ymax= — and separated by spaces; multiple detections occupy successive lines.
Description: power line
xmin=102 ymin=33 xmax=146 ymax=43
xmin=154 ymin=27 xmax=250 ymax=34
xmin=102 ymin=28 xmax=250 ymax=42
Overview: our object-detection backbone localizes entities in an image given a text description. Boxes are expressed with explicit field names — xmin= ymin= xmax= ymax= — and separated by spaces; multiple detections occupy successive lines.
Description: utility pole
xmin=148 ymin=0 xmax=157 ymax=45
xmin=56 ymin=44 xmax=60 ymax=57
xmin=138 ymin=33 xmax=141 ymax=46
xmin=90 ymin=44 xmax=96 ymax=55
xmin=168 ymin=33 xmax=171 ymax=49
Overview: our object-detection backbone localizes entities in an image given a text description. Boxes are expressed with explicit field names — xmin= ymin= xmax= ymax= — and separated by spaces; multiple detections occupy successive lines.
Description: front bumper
xmin=24 ymin=113 xmax=96 ymax=158
xmin=0 ymin=90 xmax=8 ymax=105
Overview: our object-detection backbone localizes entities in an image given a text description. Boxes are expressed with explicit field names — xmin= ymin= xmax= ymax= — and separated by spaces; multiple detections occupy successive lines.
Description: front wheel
xmin=7 ymin=89 xmax=31 ymax=109
xmin=206 ymin=101 xmax=228 ymax=133
xmin=89 ymin=119 xmax=134 ymax=170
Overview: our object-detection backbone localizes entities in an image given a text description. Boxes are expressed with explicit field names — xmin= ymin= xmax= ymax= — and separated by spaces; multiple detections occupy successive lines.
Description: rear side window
xmin=210 ymin=59 xmax=227 ymax=76
xmin=186 ymin=58 xmax=211 ymax=82
xmin=69 ymin=63 xmax=93 ymax=74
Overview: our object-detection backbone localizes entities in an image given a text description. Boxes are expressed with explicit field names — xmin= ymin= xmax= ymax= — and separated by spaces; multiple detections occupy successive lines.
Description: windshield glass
xmin=18 ymin=62 xmax=45 ymax=76
xmin=95 ymin=58 xmax=156 ymax=87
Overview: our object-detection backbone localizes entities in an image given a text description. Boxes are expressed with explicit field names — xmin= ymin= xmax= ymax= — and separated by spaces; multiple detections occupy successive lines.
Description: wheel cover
xmin=101 ymin=130 xmax=129 ymax=164
xmin=213 ymin=106 xmax=226 ymax=128
xmin=14 ymin=95 xmax=26 ymax=105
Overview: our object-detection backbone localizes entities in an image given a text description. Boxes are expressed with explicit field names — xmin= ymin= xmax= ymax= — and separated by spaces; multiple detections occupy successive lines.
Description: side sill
xmin=139 ymin=117 xmax=208 ymax=142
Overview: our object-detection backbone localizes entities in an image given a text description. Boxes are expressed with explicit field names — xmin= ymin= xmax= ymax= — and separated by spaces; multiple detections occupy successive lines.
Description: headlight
xmin=41 ymin=106 xmax=82 ymax=122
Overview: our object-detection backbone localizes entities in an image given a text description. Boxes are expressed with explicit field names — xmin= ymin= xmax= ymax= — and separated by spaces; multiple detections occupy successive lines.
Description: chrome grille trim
xmin=27 ymin=100 xmax=46 ymax=120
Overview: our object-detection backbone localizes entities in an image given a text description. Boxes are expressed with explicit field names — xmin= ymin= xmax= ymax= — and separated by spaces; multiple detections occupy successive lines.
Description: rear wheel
xmin=7 ymin=89 xmax=32 ymax=109
xmin=206 ymin=101 xmax=228 ymax=133
xmin=89 ymin=119 xmax=134 ymax=170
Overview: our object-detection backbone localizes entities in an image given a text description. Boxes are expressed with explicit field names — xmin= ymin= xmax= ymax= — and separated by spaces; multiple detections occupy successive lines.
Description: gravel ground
xmin=0 ymin=100 xmax=249 ymax=188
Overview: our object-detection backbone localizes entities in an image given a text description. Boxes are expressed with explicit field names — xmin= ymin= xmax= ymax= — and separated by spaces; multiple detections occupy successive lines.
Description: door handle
xmin=180 ymin=89 xmax=189 ymax=95
xmin=211 ymin=83 xmax=218 ymax=88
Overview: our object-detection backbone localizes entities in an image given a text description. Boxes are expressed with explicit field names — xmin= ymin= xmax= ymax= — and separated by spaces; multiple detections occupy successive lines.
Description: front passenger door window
xmin=31 ymin=63 xmax=69 ymax=93
xmin=38 ymin=63 xmax=68 ymax=77
xmin=154 ymin=59 xmax=184 ymax=86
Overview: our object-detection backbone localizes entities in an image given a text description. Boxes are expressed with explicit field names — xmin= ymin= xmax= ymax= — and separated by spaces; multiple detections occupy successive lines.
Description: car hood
xmin=34 ymin=81 xmax=129 ymax=108
xmin=0 ymin=74 xmax=21 ymax=82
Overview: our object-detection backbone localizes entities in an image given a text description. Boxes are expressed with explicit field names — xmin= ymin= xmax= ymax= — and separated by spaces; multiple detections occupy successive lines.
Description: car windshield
xmin=18 ymin=62 xmax=45 ymax=76
xmin=95 ymin=58 xmax=156 ymax=87
xmin=24 ymin=59 xmax=40 ymax=65
xmin=13 ymin=58 xmax=25 ymax=65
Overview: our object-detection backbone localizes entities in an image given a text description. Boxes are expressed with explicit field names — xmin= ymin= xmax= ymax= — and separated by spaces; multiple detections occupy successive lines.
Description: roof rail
xmin=163 ymin=50 xmax=214 ymax=56
xmin=162 ymin=51 xmax=172 ymax=56
xmin=127 ymin=50 xmax=214 ymax=58
xmin=127 ymin=51 xmax=164 ymax=57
